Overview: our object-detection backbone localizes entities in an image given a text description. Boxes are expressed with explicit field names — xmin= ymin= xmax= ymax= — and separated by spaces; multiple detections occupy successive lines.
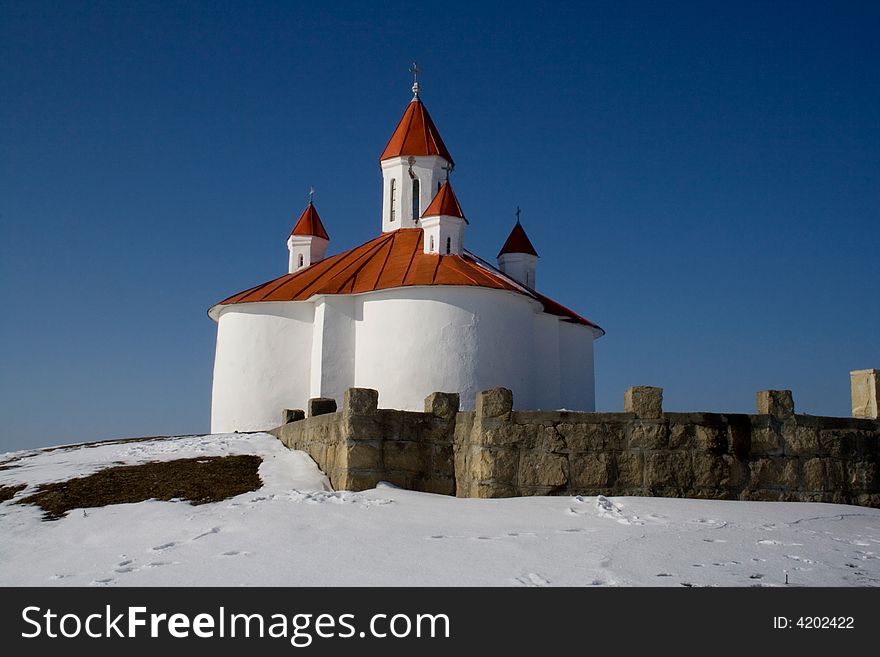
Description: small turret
xmin=287 ymin=198 xmax=330 ymax=273
xmin=421 ymin=181 xmax=467 ymax=255
xmin=497 ymin=209 xmax=538 ymax=288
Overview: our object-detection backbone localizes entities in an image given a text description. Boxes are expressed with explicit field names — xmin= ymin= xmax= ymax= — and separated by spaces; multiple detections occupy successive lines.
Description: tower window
xmin=429 ymin=235 xmax=435 ymax=252
xmin=411 ymin=178 xmax=420 ymax=222
xmin=298 ymin=254 xmax=304 ymax=268
xmin=446 ymin=237 xmax=451 ymax=254
xmin=389 ymin=179 xmax=396 ymax=222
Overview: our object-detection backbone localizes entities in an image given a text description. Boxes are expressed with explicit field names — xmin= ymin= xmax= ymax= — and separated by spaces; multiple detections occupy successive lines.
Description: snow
xmin=1 ymin=433 xmax=878 ymax=587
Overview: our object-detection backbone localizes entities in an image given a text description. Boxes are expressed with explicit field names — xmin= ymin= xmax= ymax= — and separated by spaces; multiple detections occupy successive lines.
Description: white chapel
xmin=209 ymin=75 xmax=604 ymax=433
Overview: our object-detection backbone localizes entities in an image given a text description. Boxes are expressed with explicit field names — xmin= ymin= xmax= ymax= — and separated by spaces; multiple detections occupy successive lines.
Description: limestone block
xmin=537 ymin=426 xmax=567 ymax=453
xmin=693 ymin=454 xmax=729 ymax=488
xmin=472 ymin=482 xmax=517 ymax=498
xmin=784 ymin=426 xmax=820 ymax=456
xmin=482 ymin=423 xmax=535 ymax=447
xmin=470 ymin=446 xmax=518 ymax=482
xmin=518 ymin=451 xmax=568 ymax=487
xmin=615 ymin=452 xmax=644 ymax=488
xmin=756 ymin=390 xmax=794 ymax=417
xmin=749 ymin=458 xmax=782 ymax=489
xmin=419 ymin=477 xmax=456 ymax=496
xmin=476 ymin=388 xmax=514 ymax=418
xmin=557 ymin=422 xmax=619 ymax=451
xmin=851 ymin=369 xmax=879 ymax=419
xmin=629 ymin=422 xmax=669 ymax=450
xmin=750 ymin=426 xmax=782 ymax=455
xmin=343 ymin=388 xmax=378 ymax=416
xmin=569 ymin=453 xmax=612 ymax=489
xmin=818 ymin=430 xmax=857 ymax=458
xmin=624 ymin=386 xmax=663 ymax=419
xmin=726 ymin=416 xmax=751 ymax=457
xmin=848 ymin=461 xmax=878 ymax=493
xmin=431 ymin=444 xmax=454 ymax=475
xmin=308 ymin=397 xmax=337 ymax=417
xmin=343 ymin=441 xmax=380 ymax=470
xmin=383 ymin=441 xmax=425 ymax=472
xmin=645 ymin=453 xmax=693 ymax=489
xmin=695 ymin=425 xmax=726 ymax=453
xmin=336 ymin=471 xmax=382 ymax=492
xmin=803 ymin=458 xmax=845 ymax=492
xmin=282 ymin=409 xmax=305 ymax=424
xmin=424 ymin=392 xmax=460 ymax=418
xmin=668 ymin=424 xmax=693 ymax=449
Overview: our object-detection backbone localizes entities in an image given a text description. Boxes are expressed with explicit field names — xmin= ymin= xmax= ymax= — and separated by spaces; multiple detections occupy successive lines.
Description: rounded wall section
xmin=353 ymin=287 xmax=540 ymax=411
xmin=211 ymin=302 xmax=314 ymax=433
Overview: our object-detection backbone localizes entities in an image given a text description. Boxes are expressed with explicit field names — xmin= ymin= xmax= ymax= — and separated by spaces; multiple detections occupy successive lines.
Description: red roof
xmin=290 ymin=203 xmax=330 ymax=240
xmin=422 ymin=181 xmax=467 ymax=222
xmin=498 ymin=221 xmax=538 ymax=257
xmin=380 ymin=99 xmax=454 ymax=165
xmin=213 ymin=229 xmax=601 ymax=331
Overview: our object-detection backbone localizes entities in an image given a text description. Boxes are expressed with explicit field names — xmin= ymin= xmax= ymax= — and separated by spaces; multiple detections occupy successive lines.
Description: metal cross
xmin=441 ymin=163 xmax=454 ymax=182
xmin=308 ymin=186 xmax=315 ymax=204
xmin=515 ymin=206 xmax=521 ymax=223
xmin=410 ymin=62 xmax=420 ymax=98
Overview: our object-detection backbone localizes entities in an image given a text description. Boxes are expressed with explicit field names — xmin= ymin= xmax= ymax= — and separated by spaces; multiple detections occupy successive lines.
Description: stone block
xmin=558 ymin=422 xmax=621 ymax=451
xmin=472 ymin=482 xmax=518 ymax=498
xmin=336 ymin=471 xmax=382 ymax=492
xmin=308 ymin=397 xmax=337 ymax=417
xmin=624 ymin=386 xmax=663 ymax=419
xmin=668 ymin=424 xmax=693 ymax=449
xmin=749 ymin=458 xmax=789 ymax=489
xmin=476 ymin=387 xmax=513 ymax=418
xmin=615 ymin=452 xmax=644 ymax=488
xmin=818 ymin=430 xmax=857 ymax=459
xmin=851 ymin=369 xmax=879 ymax=419
xmin=803 ymin=458 xmax=845 ymax=492
xmin=482 ymin=423 xmax=535 ymax=447
xmin=693 ymin=454 xmax=729 ymax=488
xmin=344 ymin=441 xmax=380 ymax=470
xmin=629 ymin=422 xmax=669 ymax=449
xmin=756 ymin=390 xmax=794 ymax=417
xmin=431 ymin=444 xmax=454 ymax=476
xmin=424 ymin=392 xmax=460 ymax=418
xmin=785 ymin=425 xmax=820 ymax=456
xmin=750 ymin=426 xmax=782 ymax=455
xmin=848 ymin=461 xmax=879 ymax=493
xmin=695 ymin=425 xmax=726 ymax=453
xmin=282 ymin=408 xmax=305 ymax=424
xmin=726 ymin=415 xmax=751 ymax=457
xmin=470 ymin=446 xmax=518 ymax=482
xmin=570 ymin=453 xmax=612 ymax=488
xmin=518 ymin=451 xmax=568 ymax=487
xmin=645 ymin=453 xmax=692 ymax=489
xmin=343 ymin=388 xmax=378 ymax=416
xmin=383 ymin=441 xmax=425 ymax=472
xmin=418 ymin=477 xmax=456 ymax=496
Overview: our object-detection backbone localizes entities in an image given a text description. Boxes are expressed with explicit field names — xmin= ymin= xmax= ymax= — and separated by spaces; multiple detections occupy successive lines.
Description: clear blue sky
xmin=1 ymin=1 xmax=878 ymax=451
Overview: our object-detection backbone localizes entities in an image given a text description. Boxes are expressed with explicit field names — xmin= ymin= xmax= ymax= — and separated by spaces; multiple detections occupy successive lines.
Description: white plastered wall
xmin=210 ymin=302 xmax=314 ymax=433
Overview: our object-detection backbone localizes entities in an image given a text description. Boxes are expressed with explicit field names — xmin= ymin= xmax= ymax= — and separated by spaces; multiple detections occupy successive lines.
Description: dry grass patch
xmin=0 ymin=483 xmax=26 ymax=503
xmin=17 ymin=455 xmax=263 ymax=520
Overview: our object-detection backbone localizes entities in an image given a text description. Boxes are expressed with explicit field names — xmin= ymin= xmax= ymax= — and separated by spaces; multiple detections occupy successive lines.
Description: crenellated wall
xmin=271 ymin=384 xmax=880 ymax=508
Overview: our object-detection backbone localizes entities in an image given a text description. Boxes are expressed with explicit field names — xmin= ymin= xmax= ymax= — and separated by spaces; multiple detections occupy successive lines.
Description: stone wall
xmin=272 ymin=389 xmax=458 ymax=495
xmin=272 ymin=386 xmax=880 ymax=508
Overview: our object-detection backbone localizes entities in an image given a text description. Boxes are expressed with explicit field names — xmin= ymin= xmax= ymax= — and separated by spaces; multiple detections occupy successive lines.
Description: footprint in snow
xmin=192 ymin=527 xmax=221 ymax=541
xmin=151 ymin=542 xmax=177 ymax=551
xmin=515 ymin=573 xmax=549 ymax=587
xmin=91 ymin=578 xmax=115 ymax=586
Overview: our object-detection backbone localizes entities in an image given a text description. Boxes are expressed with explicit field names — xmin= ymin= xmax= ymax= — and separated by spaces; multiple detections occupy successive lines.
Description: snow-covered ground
xmin=0 ymin=433 xmax=878 ymax=587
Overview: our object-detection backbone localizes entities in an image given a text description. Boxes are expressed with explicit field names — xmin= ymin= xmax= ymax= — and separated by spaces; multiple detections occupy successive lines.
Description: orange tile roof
xmin=498 ymin=221 xmax=538 ymax=257
xmin=379 ymin=99 xmax=454 ymax=165
xmin=422 ymin=181 xmax=467 ymax=223
xmin=290 ymin=203 xmax=330 ymax=240
xmin=214 ymin=229 xmax=601 ymax=331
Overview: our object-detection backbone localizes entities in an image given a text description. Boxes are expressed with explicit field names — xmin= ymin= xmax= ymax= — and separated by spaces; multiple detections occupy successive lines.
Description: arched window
xmin=446 ymin=237 xmax=451 ymax=254
xmin=298 ymin=254 xmax=304 ymax=268
xmin=411 ymin=178 xmax=420 ymax=222
xmin=429 ymin=235 xmax=435 ymax=252
xmin=389 ymin=179 xmax=396 ymax=222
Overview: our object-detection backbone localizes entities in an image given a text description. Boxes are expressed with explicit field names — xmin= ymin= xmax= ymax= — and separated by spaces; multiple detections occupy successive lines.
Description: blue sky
xmin=1 ymin=1 xmax=878 ymax=451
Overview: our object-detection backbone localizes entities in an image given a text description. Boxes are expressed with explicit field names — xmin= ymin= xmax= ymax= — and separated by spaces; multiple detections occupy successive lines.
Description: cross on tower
xmin=515 ymin=206 xmax=521 ymax=223
xmin=441 ymin=163 xmax=454 ymax=182
xmin=308 ymin=186 xmax=316 ymax=204
xmin=410 ymin=62 xmax=420 ymax=98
